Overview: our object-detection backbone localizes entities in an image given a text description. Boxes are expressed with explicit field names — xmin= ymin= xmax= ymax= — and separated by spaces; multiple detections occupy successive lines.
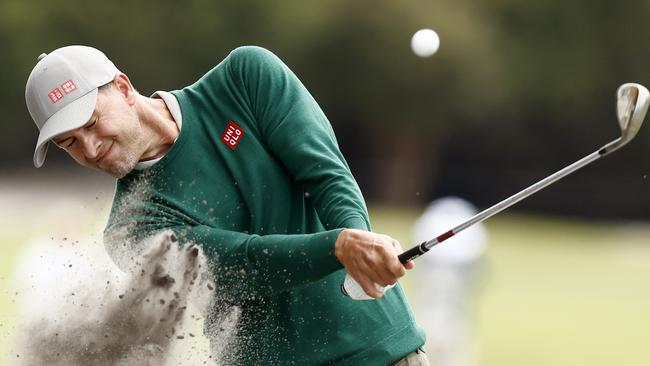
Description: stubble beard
xmin=106 ymin=148 xmax=139 ymax=178
xmin=105 ymin=125 xmax=145 ymax=179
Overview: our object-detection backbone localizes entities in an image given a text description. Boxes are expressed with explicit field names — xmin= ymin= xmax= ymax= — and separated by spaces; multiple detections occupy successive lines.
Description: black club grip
xmin=398 ymin=242 xmax=429 ymax=263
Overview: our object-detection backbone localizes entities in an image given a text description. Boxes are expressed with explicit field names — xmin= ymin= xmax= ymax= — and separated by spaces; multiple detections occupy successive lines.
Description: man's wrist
xmin=334 ymin=228 xmax=349 ymax=265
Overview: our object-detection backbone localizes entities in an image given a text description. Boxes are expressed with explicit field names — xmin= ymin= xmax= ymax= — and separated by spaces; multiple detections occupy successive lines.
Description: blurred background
xmin=1 ymin=0 xmax=649 ymax=365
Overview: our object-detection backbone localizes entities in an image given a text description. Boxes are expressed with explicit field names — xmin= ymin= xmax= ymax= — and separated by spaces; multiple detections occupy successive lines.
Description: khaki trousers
xmin=391 ymin=348 xmax=429 ymax=366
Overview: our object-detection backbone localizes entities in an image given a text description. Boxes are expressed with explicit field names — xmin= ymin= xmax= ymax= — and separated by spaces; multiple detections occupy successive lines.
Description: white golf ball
xmin=411 ymin=29 xmax=440 ymax=58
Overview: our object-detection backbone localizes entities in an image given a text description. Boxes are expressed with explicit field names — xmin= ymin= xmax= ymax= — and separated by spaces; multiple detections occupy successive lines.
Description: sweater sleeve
xmin=104 ymin=198 xmax=345 ymax=303
xmin=104 ymin=192 xmax=345 ymax=304
xmin=226 ymin=46 xmax=371 ymax=231
xmin=179 ymin=225 xmax=344 ymax=303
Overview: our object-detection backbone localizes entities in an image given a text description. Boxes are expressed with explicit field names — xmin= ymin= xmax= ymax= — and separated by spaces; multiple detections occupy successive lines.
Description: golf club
xmin=343 ymin=82 xmax=649 ymax=300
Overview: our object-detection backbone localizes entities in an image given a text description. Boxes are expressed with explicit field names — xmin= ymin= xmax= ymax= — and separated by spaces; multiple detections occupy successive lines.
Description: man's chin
xmin=108 ymin=170 xmax=129 ymax=179
xmin=100 ymin=161 xmax=137 ymax=179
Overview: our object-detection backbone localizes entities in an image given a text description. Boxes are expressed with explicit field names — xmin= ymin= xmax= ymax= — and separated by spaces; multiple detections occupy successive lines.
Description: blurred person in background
xmin=25 ymin=45 xmax=427 ymax=365
xmin=411 ymin=197 xmax=488 ymax=366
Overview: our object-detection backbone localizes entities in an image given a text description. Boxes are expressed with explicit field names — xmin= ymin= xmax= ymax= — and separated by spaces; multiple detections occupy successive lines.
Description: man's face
xmin=52 ymin=84 xmax=145 ymax=178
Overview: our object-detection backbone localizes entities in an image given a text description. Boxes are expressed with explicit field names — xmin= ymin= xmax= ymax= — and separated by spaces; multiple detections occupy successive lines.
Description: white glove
xmin=341 ymin=273 xmax=395 ymax=300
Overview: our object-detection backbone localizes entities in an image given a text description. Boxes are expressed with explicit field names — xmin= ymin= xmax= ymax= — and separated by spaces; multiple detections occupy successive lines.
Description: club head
xmin=616 ymin=83 xmax=649 ymax=144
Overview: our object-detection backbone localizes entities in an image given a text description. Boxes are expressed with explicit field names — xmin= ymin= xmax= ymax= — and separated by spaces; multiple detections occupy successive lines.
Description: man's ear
xmin=112 ymin=73 xmax=137 ymax=105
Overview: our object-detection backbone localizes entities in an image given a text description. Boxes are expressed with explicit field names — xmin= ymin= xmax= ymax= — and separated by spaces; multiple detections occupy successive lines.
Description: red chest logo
xmin=221 ymin=121 xmax=245 ymax=150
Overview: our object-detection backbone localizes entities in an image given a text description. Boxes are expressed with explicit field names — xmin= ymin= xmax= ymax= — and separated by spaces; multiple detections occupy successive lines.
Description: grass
xmin=0 ymin=231 xmax=26 ymax=365
xmin=477 ymin=216 xmax=650 ymax=366
xmin=369 ymin=206 xmax=650 ymax=366
xmin=1 ymin=201 xmax=649 ymax=365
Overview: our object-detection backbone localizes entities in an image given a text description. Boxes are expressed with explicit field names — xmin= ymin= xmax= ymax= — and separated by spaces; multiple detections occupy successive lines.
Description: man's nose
xmin=80 ymin=134 xmax=102 ymax=160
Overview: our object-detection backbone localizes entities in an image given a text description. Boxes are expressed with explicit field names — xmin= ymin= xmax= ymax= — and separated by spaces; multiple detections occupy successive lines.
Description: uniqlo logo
xmin=221 ymin=121 xmax=245 ymax=150
xmin=61 ymin=80 xmax=77 ymax=94
xmin=48 ymin=88 xmax=64 ymax=103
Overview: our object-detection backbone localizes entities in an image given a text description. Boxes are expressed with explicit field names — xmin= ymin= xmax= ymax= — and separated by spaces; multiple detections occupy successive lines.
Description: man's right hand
xmin=334 ymin=229 xmax=414 ymax=298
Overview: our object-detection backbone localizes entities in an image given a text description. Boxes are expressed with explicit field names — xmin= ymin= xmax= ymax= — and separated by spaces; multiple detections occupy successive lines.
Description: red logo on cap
xmin=61 ymin=80 xmax=77 ymax=94
xmin=48 ymin=88 xmax=64 ymax=103
xmin=221 ymin=121 xmax=245 ymax=150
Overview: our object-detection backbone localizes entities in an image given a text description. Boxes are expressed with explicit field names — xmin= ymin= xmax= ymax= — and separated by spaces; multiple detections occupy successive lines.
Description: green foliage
xmin=2 ymin=0 xmax=648 ymax=212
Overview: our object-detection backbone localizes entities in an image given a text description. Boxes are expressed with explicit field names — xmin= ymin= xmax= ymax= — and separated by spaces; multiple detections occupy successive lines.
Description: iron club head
xmin=616 ymin=83 xmax=649 ymax=144
xmin=600 ymin=83 xmax=649 ymax=156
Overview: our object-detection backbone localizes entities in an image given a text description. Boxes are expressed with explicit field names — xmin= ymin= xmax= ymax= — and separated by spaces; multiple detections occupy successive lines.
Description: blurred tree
xmin=1 ymin=0 xmax=648 ymax=217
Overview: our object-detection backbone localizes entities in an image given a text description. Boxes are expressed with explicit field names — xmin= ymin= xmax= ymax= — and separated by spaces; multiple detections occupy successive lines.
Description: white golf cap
xmin=25 ymin=45 xmax=119 ymax=167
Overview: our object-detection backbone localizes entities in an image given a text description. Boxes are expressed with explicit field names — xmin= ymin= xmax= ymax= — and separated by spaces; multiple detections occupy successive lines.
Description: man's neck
xmin=136 ymin=94 xmax=180 ymax=161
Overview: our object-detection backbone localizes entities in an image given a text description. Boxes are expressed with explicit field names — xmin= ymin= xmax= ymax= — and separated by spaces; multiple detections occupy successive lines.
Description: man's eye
xmin=66 ymin=138 xmax=76 ymax=148
xmin=54 ymin=138 xmax=72 ymax=148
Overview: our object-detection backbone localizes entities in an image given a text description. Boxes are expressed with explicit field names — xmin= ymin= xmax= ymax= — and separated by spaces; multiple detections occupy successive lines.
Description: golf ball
xmin=411 ymin=29 xmax=440 ymax=57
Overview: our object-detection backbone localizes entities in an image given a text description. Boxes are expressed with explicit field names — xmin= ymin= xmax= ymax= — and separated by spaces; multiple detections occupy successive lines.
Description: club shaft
xmin=398 ymin=143 xmax=615 ymax=263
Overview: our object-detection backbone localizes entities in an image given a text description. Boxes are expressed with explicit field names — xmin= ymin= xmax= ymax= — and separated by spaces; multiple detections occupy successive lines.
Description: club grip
xmin=398 ymin=242 xmax=429 ymax=263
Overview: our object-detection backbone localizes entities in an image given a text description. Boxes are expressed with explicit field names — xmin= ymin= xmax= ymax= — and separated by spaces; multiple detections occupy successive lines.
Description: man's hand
xmin=334 ymin=229 xmax=415 ymax=298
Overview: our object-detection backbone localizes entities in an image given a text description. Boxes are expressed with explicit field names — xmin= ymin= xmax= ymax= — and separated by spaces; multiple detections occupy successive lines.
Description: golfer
xmin=25 ymin=45 xmax=427 ymax=365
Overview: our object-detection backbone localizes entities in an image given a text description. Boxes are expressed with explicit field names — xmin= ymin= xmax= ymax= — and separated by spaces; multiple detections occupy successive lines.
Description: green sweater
xmin=105 ymin=46 xmax=424 ymax=365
